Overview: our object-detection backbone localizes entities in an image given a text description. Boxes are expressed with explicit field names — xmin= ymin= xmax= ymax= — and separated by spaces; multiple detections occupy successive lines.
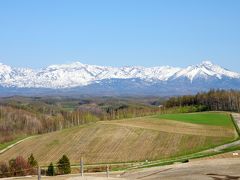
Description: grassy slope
xmin=156 ymin=112 xmax=233 ymax=127
xmin=0 ymin=136 xmax=27 ymax=151
xmin=0 ymin=112 xmax=236 ymax=166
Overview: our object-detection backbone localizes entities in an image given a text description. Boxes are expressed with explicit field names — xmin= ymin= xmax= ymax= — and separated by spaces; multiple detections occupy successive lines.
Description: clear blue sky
xmin=0 ymin=0 xmax=240 ymax=71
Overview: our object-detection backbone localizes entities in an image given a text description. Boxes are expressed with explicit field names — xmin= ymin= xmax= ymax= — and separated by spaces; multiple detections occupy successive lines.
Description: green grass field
xmin=156 ymin=112 xmax=233 ymax=127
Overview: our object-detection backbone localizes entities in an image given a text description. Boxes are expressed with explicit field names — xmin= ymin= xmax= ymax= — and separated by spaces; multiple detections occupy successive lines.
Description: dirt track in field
xmin=232 ymin=113 xmax=240 ymax=128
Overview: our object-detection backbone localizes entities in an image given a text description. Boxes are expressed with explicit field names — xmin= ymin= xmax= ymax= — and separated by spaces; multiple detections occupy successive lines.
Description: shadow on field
xmin=206 ymin=173 xmax=240 ymax=180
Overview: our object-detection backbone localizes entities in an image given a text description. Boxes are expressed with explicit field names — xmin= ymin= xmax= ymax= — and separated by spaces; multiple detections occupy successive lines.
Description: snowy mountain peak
xmin=172 ymin=60 xmax=240 ymax=81
xmin=200 ymin=60 xmax=214 ymax=66
xmin=0 ymin=61 xmax=239 ymax=89
xmin=0 ymin=63 xmax=12 ymax=74
xmin=198 ymin=61 xmax=222 ymax=71
xmin=46 ymin=61 xmax=85 ymax=70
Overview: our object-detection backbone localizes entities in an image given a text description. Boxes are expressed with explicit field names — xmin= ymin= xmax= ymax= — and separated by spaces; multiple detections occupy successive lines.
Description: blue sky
xmin=0 ymin=0 xmax=240 ymax=71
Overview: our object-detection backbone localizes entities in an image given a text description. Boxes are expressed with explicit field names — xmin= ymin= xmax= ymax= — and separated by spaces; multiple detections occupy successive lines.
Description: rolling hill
xmin=0 ymin=112 xmax=237 ymax=165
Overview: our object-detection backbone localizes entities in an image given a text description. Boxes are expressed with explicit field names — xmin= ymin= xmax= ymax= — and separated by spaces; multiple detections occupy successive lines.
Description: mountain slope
xmin=0 ymin=62 xmax=181 ymax=88
xmin=0 ymin=61 xmax=239 ymax=96
xmin=171 ymin=61 xmax=240 ymax=81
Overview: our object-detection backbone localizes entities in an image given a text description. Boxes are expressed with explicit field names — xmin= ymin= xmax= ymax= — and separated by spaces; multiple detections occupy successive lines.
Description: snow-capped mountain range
xmin=0 ymin=61 xmax=240 ymax=96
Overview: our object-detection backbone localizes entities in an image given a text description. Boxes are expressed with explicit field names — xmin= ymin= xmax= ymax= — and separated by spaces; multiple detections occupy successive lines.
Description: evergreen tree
xmin=46 ymin=162 xmax=55 ymax=176
xmin=28 ymin=154 xmax=38 ymax=167
xmin=57 ymin=155 xmax=71 ymax=174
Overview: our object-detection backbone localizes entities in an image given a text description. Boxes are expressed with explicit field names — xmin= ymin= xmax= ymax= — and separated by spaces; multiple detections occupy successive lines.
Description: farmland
xmin=156 ymin=112 xmax=234 ymax=126
xmin=0 ymin=112 xmax=237 ymax=166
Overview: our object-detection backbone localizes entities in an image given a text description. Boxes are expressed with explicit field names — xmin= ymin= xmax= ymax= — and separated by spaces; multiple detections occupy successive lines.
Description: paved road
xmin=202 ymin=140 xmax=240 ymax=153
xmin=121 ymin=158 xmax=240 ymax=180
xmin=232 ymin=113 xmax=240 ymax=131
xmin=67 ymin=177 xmax=123 ymax=180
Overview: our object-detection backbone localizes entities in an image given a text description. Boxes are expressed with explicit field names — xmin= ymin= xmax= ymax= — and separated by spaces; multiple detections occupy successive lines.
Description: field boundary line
xmin=0 ymin=136 xmax=33 ymax=155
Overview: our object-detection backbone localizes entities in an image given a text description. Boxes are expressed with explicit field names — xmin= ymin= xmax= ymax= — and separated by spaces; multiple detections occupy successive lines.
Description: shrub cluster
xmin=47 ymin=154 xmax=71 ymax=176
xmin=0 ymin=154 xmax=37 ymax=178
xmin=0 ymin=154 xmax=71 ymax=177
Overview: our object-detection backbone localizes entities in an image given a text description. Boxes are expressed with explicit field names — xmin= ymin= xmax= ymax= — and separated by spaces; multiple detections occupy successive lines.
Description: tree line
xmin=0 ymin=99 xmax=160 ymax=144
xmin=165 ymin=89 xmax=240 ymax=112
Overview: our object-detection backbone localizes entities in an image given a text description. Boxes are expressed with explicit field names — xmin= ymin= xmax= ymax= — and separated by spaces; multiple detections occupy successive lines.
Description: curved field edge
xmin=0 ymin=112 xmax=237 ymax=166
xmin=0 ymin=136 xmax=29 ymax=152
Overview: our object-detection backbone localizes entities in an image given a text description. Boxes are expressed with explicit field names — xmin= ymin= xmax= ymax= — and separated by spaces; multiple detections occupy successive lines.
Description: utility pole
xmin=38 ymin=166 xmax=41 ymax=180
xmin=80 ymin=157 xmax=84 ymax=177
xmin=106 ymin=164 xmax=109 ymax=178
